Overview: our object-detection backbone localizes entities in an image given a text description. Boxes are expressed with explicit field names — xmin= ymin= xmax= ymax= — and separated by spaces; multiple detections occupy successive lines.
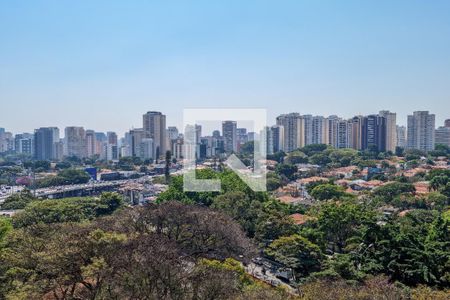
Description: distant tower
xmin=34 ymin=127 xmax=60 ymax=160
xmin=379 ymin=111 xmax=397 ymax=152
xmin=276 ymin=113 xmax=304 ymax=152
xmin=143 ymin=111 xmax=167 ymax=158
xmin=222 ymin=121 xmax=237 ymax=153
xmin=407 ymin=111 xmax=435 ymax=151
xmin=64 ymin=127 xmax=87 ymax=158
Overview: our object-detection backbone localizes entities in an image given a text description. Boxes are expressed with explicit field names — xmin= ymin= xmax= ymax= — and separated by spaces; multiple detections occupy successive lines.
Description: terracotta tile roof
xmin=398 ymin=210 xmax=413 ymax=217
xmin=296 ymin=176 xmax=328 ymax=185
xmin=413 ymin=181 xmax=429 ymax=194
xmin=290 ymin=213 xmax=316 ymax=225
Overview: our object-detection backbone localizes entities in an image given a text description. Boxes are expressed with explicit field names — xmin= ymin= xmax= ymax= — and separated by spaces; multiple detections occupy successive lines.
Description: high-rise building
xmin=14 ymin=133 xmax=34 ymax=155
xmin=311 ymin=116 xmax=327 ymax=145
xmin=34 ymin=127 xmax=60 ymax=160
xmin=222 ymin=121 xmax=237 ymax=153
xmin=396 ymin=125 xmax=407 ymax=148
xmin=435 ymin=121 xmax=450 ymax=147
xmin=171 ymin=137 xmax=184 ymax=160
xmin=379 ymin=111 xmax=397 ymax=152
xmin=167 ymin=126 xmax=179 ymax=140
xmin=94 ymin=132 xmax=106 ymax=156
xmin=107 ymin=131 xmax=118 ymax=146
xmin=86 ymin=130 xmax=96 ymax=157
xmin=143 ymin=111 xmax=167 ymax=158
xmin=302 ymin=115 xmax=313 ymax=145
xmin=271 ymin=125 xmax=285 ymax=153
xmin=335 ymin=119 xmax=350 ymax=149
xmin=261 ymin=126 xmax=274 ymax=155
xmin=236 ymin=128 xmax=248 ymax=145
xmin=407 ymin=111 xmax=435 ymax=151
xmin=276 ymin=113 xmax=304 ymax=152
xmin=102 ymin=144 xmax=119 ymax=161
xmin=129 ymin=128 xmax=145 ymax=158
xmin=349 ymin=116 xmax=363 ymax=150
xmin=435 ymin=127 xmax=450 ymax=147
xmin=139 ymin=138 xmax=154 ymax=160
xmin=0 ymin=129 xmax=14 ymax=153
xmin=64 ymin=127 xmax=87 ymax=158
xmin=445 ymin=119 xmax=450 ymax=128
xmin=362 ymin=115 xmax=387 ymax=152
xmin=326 ymin=115 xmax=340 ymax=147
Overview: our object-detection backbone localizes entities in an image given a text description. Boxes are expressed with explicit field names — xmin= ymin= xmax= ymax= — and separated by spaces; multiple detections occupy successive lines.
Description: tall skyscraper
xmin=396 ymin=125 xmax=407 ymax=149
xmin=86 ymin=130 xmax=96 ymax=157
xmin=276 ymin=113 xmax=304 ymax=152
xmin=310 ymin=116 xmax=327 ymax=145
xmin=143 ymin=111 xmax=167 ymax=158
xmin=260 ymin=126 xmax=274 ymax=155
xmin=302 ymin=115 xmax=313 ymax=145
xmin=64 ymin=127 xmax=87 ymax=158
xmin=167 ymin=126 xmax=179 ymax=140
xmin=14 ymin=133 xmax=34 ymax=155
xmin=435 ymin=120 xmax=450 ymax=147
xmin=195 ymin=125 xmax=202 ymax=145
xmin=94 ymin=132 xmax=107 ymax=156
xmin=222 ymin=121 xmax=237 ymax=153
xmin=107 ymin=131 xmax=118 ymax=146
xmin=0 ymin=129 xmax=14 ymax=153
xmin=379 ymin=110 xmax=397 ymax=152
xmin=349 ymin=116 xmax=363 ymax=150
xmin=271 ymin=125 xmax=285 ymax=153
xmin=362 ymin=115 xmax=387 ymax=152
xmin=129 ymin=128 xmax=145 ymax=158
xmin=435 ymin=126 xmax=450 ymax=147
xmin=407 ymin=111 xmax=435 ymax=151
xmin=236 ymin=128 xmax=248 ymax=151
xmin=34 ymin=127 xmax=60 ymax=160
xmin=326 ymin=115 xmax=340 ymax=147
xmin=335 ymin=119 xmax=350 ymax=149
xmin=140 ymin=138 xmax=154 ymax=160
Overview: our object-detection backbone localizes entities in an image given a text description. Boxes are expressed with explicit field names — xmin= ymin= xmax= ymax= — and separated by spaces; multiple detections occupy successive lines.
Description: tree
xmin=1 ymin=202 xmax=258 ymax=299
xmin=300 ymin=144 xmax=328 ymax=156
xmin=266 ymin=173 xmax=282 ymax=191
xmin=372 ymin=210 xmax=450 ymax=287
xmin=309 ymin=153 xmax=331 ymax=166
xmin=285 ymin=150 xmax=308 ymax=164
xmin=266 ymin=234 xmax=322 ymax=277
xmin=275 ymin=163 xmax=297 ymax=180
xmin=37 ymin=168 xmax=90 ymax=188
xmin=12 ymin=193 xmax=123 ymax=228
xmin=316 ymin=201 xmax=377 ymax=253
xmin=395 ymin=146 xmax=405 ymax=157
xmin=266 ymin=151 xmax=286 ymax=163
xmin=0 ymin=217 xmax=12 ymax=245
xmin=310 ymin=184 xmax=347 ymax=201
xmin=429 ymin=175 xmax=449 ymax=191
xmin=0 ymin=189 xmax=36 ymax=210
xmin=165 ymin=150 xmax=171 ymax=184
xmin=212 ymin=191 xmax=262 ymax=237
xmin=373 ymin=182 xmax=415 ymax=202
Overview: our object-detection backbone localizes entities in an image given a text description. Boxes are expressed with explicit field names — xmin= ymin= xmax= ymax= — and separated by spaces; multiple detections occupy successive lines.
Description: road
xmin=0 ymin=177 xmax=155 ymax=204
xmin=245 ymin=262 xmax=297 ymax=293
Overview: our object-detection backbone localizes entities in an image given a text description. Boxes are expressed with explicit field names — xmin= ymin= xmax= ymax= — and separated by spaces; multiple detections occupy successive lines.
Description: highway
xmin=0 ymin=177 xmax=155 ymax=204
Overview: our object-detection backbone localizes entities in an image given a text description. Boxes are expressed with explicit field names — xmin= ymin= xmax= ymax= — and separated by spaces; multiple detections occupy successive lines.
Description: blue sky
xmin=1 ymin=0 xmax=450 ymax=136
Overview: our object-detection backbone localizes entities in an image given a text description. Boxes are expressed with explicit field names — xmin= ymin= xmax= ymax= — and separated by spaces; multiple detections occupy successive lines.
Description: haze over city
xmin=1 ymin=1 xmax=450 ymax=136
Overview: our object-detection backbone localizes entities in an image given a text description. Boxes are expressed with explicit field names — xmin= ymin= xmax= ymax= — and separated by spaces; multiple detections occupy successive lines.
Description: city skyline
xmin=2 ymin=110 xmax=448 ymax=161
xmin=1 ymin=1 xmax=450 ymax=135
xmin=1 ymin=109 xmax=449 ymax=139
